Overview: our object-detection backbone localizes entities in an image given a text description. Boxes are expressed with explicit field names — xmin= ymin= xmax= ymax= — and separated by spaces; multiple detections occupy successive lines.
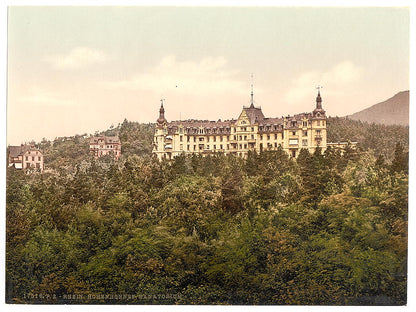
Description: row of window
xmin=174 ymin=130 xmax=321 ymax=143
xmin=25 ymin=156 xmax=42 ymax=161
xmin=177 ymin=140 xmax=312 ymax=151
xmin=26 ymin=163 xmax=42 ymax=168
xmin=91 ymin=145 xmax=119 ymax=149
xmin=174 ymin=120 xmax=325 ymax=135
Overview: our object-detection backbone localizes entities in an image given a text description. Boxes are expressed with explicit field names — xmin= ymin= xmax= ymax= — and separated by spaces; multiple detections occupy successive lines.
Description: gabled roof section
xmin=8 ymin=146 xmax=24 ymax=158
xmin=241 ymin=106 xmax=265 ymax=124
xmin=89 ymin=135 xmax=121 ymax=144
xmin=8 ymin=145 xmax=41 ymax=158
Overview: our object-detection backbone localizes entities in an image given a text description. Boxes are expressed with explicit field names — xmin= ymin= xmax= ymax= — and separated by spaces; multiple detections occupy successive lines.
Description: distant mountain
xmin=347 ymin=91 xmax=409 ymax=126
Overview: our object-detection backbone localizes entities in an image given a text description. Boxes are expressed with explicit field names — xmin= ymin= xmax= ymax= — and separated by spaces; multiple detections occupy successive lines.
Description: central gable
xmin=237 ymin=110 xmax=250 ymax=126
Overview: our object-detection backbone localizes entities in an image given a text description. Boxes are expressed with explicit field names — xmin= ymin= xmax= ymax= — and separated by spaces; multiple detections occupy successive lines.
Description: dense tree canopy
xmin=6 ymin=120 xmax=408 ymax=305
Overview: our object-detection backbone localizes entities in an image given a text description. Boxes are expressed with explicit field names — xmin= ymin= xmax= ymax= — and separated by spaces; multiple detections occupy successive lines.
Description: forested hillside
xmin=32 ymin=117 xmax=408 ymax=170
xmin=6 ymin=134 xmax=408 ymax=304
xmin=327 ymin=117 xmax=408 ymax=161
xmin=35 ymin=119 xmax=155 ymax=170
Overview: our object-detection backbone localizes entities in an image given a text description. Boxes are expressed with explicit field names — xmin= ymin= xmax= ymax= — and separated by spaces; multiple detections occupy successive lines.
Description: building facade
xmin=153 ymin=90 xmax=327 ymax=160
xmin=7 ymin=144 xmax=44 ymax=171
xmin=89 ymin=135 xmax=122 ymax=160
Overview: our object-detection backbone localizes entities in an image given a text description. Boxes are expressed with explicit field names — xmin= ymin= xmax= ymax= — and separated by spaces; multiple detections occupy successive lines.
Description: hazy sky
xmin=7 ymin=6 xmax=409 ymax=145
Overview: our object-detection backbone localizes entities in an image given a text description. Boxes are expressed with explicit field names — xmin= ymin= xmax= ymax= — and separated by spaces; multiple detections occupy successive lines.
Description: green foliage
xmin=6 ymin=123 xmax=408 ymax=305
xmin=327 ymin=117 xmax=408 ymax=162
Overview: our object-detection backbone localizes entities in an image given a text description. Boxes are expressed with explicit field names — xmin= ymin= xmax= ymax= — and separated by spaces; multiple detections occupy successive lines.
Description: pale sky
xmin=7 ymin=5 xmax=409 ymax=145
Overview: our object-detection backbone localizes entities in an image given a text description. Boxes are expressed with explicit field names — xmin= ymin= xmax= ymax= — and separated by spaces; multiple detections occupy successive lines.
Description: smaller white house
xmin=8 ymin=144 xmax=44 ymax=171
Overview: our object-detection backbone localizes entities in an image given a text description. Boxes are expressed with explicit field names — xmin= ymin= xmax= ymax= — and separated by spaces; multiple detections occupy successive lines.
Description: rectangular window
xmin=317 ymin=120 xmax=321 ymax=126
xmin=180 ymin=144 xmax=183 ymax=150
xmin=260 ymin=135 xmax=263 ymax=140
xmin=274 ymin=134 xmax=278 ymax=140
xmin=292 ymin=131 xmax=296 ymax=136
xmin=194 ymin=145 xmax=196 ymax=150
xmin=289 ymin=139 xmax=298 ymax=145
xmin=267 ymin=135 xmax=270 ymax=140
xmin=38 ymin=156 xmax=41 ymax=161
xmin=251 ymin=127 xmax=254 ymax=132
xmin=187 ymin=145 xmax=190 ymax=150
xmin=244 ymin=135 xmax=247 ymax=140
xmin=187 ymin=136 xmax=190 ymax=142
xmin=303 ymin=121 xmax=308 ymax=127
xmin=220 ymin=144 xmax=223 ymax=149
xmin=193 ymin=137 xmax=196 ymax=142
xmin=180 ymin=136 xmax=183 ymax=142
xmin=244 ymin=144 xmax=247 ymax=149
xmin=207 ymin=137 xmax=210 ymax=142
xmin=274 ymin=142 xmax=278 ymax=147
xmin=302 ymin=139 xmax=308 ymax=146
xmin=292 ymin=150 xmax=296 ymax=158
xmin=282 ymin=132 xmax=284 ymax=139
xmin=220 ymin=136 xmax=223 ymax=142
xmin=213 ymin=136 xmax=216 ymax=142
xmin=32 ymin=156 xmax=35 ymax=161
xmin=25 ymin=156 xmax=28 ymax=161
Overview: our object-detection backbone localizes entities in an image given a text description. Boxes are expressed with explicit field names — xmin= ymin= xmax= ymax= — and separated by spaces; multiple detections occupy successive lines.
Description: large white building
xmin=153 ymin=90 xmax=328 ymax=160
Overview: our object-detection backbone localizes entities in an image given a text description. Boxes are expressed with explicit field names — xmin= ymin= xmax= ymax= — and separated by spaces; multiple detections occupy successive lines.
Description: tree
xmin=390 ymin=142 xmax=408 ymax=174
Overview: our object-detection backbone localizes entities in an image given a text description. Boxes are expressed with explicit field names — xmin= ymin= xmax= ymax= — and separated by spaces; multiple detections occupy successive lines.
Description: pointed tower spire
xmin=316 ymin=86 xmax=322 ymax=109
xmin=250 ymin=73 xmax=255 ymax=108
xmin=313 ymin=86 xmax=325 ymax=117
xmin=157 ymin=99 xmax=167 ymax=124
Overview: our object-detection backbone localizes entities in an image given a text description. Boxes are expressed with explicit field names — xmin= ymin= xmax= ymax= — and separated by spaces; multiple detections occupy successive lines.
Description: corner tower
xmin=157 ymin=99 xmax=167 ymax=125
xmin=153 ymin=99 xmax=170 ymax=159
xmin=313 ymin=87 xmax=326 ymax=117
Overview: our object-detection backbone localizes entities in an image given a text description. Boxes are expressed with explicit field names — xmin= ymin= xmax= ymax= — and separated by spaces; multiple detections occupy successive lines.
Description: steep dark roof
xmin=169 ymin=119 xmax=234 ymax=128
xmin=8 ymin=146 xmax=24 ymax=158
xmin=243 ymin=106 xmax=265 ymax=124
xmin=8 ymin=145 xmax=41 ymax=157
xmin=258 ymin=117 xmax=283 ymax=126
xmin=89 ymin=136 xmax=120 ymax=144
